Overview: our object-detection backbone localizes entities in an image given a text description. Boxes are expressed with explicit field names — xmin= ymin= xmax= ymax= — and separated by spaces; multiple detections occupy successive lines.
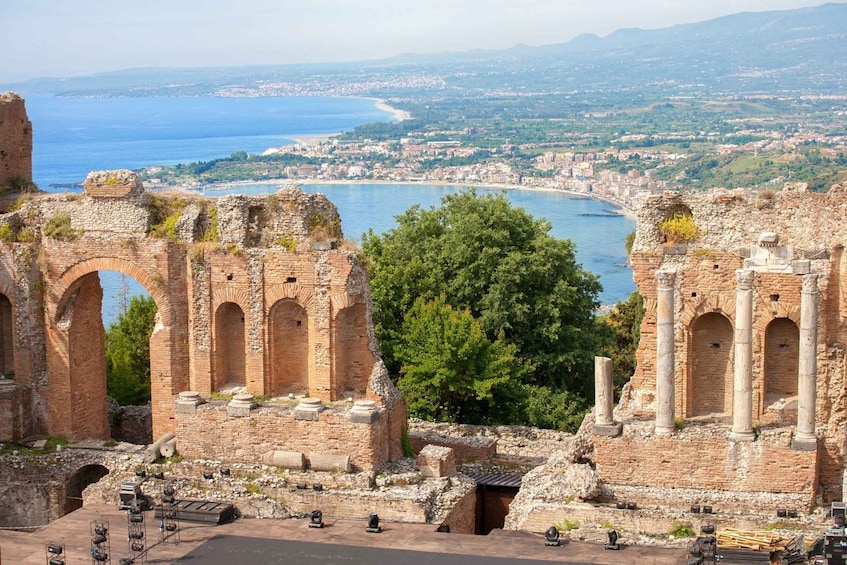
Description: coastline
xmin=182 ymin=177 xmax=637 ymax=219
xmin=278 ymin=98 xmax=410 ymax=148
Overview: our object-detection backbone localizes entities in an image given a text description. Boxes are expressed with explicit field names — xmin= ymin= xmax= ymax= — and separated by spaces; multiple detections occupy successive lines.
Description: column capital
xmin=735 ymin=269 xmax=755 ymax=290
xmin=656 ymin=270 xmax=676 ymax=289
xmin=801 ymin=273 xmax=820 ymax=294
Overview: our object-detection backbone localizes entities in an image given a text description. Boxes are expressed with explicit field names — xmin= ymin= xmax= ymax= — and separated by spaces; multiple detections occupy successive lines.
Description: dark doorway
xmin=472 ymin=474 xmax=522 ymax=535
xmin=65 ymin=464 xmax=109 ymax=515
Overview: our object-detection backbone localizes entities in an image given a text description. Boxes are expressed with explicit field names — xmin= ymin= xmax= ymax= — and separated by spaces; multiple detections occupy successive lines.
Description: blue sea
xmin=24 ymin=95 xmax=635 ymax=324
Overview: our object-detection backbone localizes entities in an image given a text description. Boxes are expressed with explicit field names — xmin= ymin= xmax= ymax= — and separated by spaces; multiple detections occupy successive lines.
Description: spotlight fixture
xmin=788 ymin=510 xmax=798 ymax=518
xmin=119 ymin=558 xmax=135 ymax=565
xmin=296 ymin=483 xmax=308 ymax=490
xmin=604 ymin=529 xmax=620 ymax=550
xmin=777 ymin=508 xmax=787 ymax=517
xmin=690 ymin=505 xmax=701 ymax=514
xmin=702 ymin=505 xmax=712 ymax=514
xmin=701 ymin=523 xmax=715 ymax=535
xmin=309 ymin=510 xmax=324 ymax=528
xmin=366 ymin=513 xmax=382 ymax=533
xmin=544 ymin=526 xmax=560 ymax=546
xmin=616 ymin=501 xmax=627 ymax=509
xmin=313 ymin=483 xmax=323 ymax=491
xmin=203 ymin=472 xmax=214 ymax=480
xmin=626 ymin=502 xmax=637 ymax=510
xmin=163 ymin=484 xmax=175 ymax=497
xmin=47 ymin=543 xmax=64 ymax=555
xmin=220 ymin=468 xmax=231 ymax=476
xmin=152 ymin=472 xmax=164 ymax=480
xmin=135 ymin=469 xmax=146 ymax=478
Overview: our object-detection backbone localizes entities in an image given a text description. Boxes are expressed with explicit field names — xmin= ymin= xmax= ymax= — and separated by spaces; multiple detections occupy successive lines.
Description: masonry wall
xmin=619 ymin=186 xmax=847 ymax=504
xmin=175 ymin=402 xmax=393 ymax=471
xmin=0 ymin=93 xmax=32 ymax=191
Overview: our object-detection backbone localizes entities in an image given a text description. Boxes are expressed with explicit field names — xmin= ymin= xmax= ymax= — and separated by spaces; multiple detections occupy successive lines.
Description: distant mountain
xmin=4 ymin=3 xmax=847 ymax=97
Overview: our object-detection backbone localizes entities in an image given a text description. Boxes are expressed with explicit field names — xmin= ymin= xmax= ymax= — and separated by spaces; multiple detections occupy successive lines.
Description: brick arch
xmin=50 ymin=257 xmax=172 ymax=326
xmin=212 ymin=287 xmax=251 ymax=314
xmin=330 ymin=291 xmax=365 ymax=317
xmin=681 ymin=294 xmax=736 ymax=328
xmin=265 ymin=283 xmax=315 ymax=314
xmin=753 ymin=301 xmax=801 ymax=334
xmin=0 ymin=278 xmax=15 ymax=304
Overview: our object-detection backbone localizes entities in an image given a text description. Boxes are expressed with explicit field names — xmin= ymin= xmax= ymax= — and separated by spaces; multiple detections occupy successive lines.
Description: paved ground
xmin=0 ymin=504 xmax=688 ymax=564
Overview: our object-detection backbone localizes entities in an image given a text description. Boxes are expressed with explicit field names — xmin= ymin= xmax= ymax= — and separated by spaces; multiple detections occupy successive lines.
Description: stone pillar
xmin=730 ymin=269 xmax=755 ymax=441
xmin=655 ymin=270 xmax=676 ymax=435
xmin=593 ymin=356 xmax=621 ymax=436
xmin=793 ymin=274 xmax=819 ymax=450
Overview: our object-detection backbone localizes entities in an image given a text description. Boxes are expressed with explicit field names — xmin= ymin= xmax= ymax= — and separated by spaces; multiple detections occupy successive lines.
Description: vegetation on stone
xmin=658 ymin=212 xmax=698 ymax=245
xmin=43 ymin=212 xmax=78 ymax=241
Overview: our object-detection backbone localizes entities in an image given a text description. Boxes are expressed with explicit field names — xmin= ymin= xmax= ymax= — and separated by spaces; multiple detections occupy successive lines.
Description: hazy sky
xmin=1 ymin=0 xmax=840 ymax=82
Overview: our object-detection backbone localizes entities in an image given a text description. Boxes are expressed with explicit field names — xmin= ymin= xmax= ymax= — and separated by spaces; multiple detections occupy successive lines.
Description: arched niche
xmin=267 ymin=298 xmax=309 ymax=396
xmin=214 ymin=302 xmax=246 ymax=391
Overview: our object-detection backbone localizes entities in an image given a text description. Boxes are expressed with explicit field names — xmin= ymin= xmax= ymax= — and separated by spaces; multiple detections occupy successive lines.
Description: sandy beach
xmin=286 ymin=99 xmax=409 ymax=148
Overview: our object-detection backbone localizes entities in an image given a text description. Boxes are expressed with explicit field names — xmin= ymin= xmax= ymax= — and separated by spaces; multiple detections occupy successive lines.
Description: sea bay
xmin=23 ymin=94 xmax=635 ymax=323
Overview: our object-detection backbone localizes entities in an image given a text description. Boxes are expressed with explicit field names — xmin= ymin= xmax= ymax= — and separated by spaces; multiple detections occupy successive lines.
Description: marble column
xmin=656 ymin=270 xmax=676 ymax=435
xmin=730 ymin=269 xmax=755 ymax=441
xmin=593 ymin=356 xmax=622 ymax=436
xmin=793 ymin=273 xmax=819 ymax=449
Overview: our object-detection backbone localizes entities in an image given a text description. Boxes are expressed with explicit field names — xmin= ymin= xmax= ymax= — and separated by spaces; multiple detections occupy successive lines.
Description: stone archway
xmin=47 ymin=256 xmax=181 ymax=441
xmin=267 ymin=299 xmax=309 ymax=397
xmin=65 ymin=464 xmax=109 ymax=515
xmin=764 ymin=318 xmax=799 ymax=400
xmin=689 ymin=312 xmax=734 ymax=416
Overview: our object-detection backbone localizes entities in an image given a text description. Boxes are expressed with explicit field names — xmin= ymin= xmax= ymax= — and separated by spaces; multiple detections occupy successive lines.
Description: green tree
xmin=395 ymin=295 xmax=529 ymax=424
xmin=523 ymin=385 xmax=590 ymax=432
xmin=363 ymin=188 xmax=606 ymax=398
xmin=599 ymin=291 xmax=644 ymax=392
xmin=105 ymin=295 xmax=157 ymax=406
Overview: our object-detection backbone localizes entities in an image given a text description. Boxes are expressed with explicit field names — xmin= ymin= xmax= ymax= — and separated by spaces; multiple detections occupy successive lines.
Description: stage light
xmin=626 ymin=502 xmax=637 ymax=510
xmin=788 ymin=510 xmax=798 ymax=518
xmin=616 ymin=501 xmax=626 ymax=509
xmin=701 ymin=523 xmax=715 ymax=534
xmin=92 ymin=534 xmax=107 ymax=545
xmin=313 ymin=483 xmax=323 ymax=491
xmin=152 ymin=472 xmax=164 ymax=480
xmin=203 ymin=472 xmax=214 ymax=480
xmin=702 ymin=505 xmax=712 ymax=514
xmin=119 ymin=559 xmax=135 ymax=565
xmin=135 ymin=469 xmax=146 ymax=478
xmin=49 ymin=559 xmax=65 ymax=565
xmin=47 ymin=543 xmax=64 ymax=554
xmin=163 ymin=484 xmax=175 ymax=497
xmin=366 ymin=513 xmax=381 ymax=533
xmin=777 ymin=508 xmax=787 ymax=517
xmin=94 ymin=525 xmax=108 ymax=536
xmin=604 ymin=529 xmax=620 ymax=550
xmin=690 ymin=505 xmax=701 ymax=513
xmin=309 ymin=510 xmax=324 ymax=528
xmin=544 ymin=526 xmax=560 ymax=546
xmin=220 ymin=468 xmax=231 ymax=476
xmin=296 ymin=483 xmax=308 ymax=490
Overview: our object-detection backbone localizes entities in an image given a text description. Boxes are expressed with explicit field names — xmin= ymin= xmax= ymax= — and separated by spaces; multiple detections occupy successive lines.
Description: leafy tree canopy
xmin=395 ymin=295 xmax=529 ymax=425
xmin=363 ymin=188 xmax=607 ymax=398
xmin=105 ymin=295 xmax=157 ymax=406
xmin=599 ymin=291 xmax=644 ymax=392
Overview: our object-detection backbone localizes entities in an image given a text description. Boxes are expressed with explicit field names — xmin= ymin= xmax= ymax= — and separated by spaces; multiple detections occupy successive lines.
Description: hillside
xmin=3 ymin=3 xmax=847 ymax=98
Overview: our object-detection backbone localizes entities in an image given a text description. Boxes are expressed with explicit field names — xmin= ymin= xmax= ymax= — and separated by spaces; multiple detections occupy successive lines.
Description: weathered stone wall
xmin=593 ymin=421 xmax=818 ymax=504
xmin=0 ymin=92 xmax=32 ymax=191
xmin=619 ymin=185 xmax=847 ymax=504
xmin=175 ymin=401 xmax=398 ymax=471
xmin=409 ymin=420 xmax=573 ymax=461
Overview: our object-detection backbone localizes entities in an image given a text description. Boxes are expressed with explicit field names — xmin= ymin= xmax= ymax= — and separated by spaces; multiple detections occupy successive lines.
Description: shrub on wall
xmin=44 ymin=212 xmax=78 ymax=241
xmin=658 ymin=212 xmax=698 ymax=244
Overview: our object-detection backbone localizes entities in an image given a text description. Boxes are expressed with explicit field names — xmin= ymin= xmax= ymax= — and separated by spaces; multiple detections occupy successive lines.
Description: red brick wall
xmin=67 ymin=273 xmax=109 ymax=439
xmin=214 ymin=302 xmax=246 ymax=389
xmin=0 ymin=94 xmax=32 ymax=190
xmin=333 ymin=303 xmax=374 ymax=397
xmin=594 ymin=427 xmax=818 ymax=500
xmin=268 ymin=299 xmax=309 ymax=396
xmin=689 ymin=312 xmax=733 ymax=416
xmin=176 ymin=403 xmax=391 ymax=470
xmin=764 ymin=318 xmax=799 ymax=397
xmin=0 ymin=295 xmax=13 ymax=375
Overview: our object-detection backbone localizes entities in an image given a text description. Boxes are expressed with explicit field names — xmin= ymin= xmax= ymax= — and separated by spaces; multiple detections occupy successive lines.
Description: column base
xmin=728 ymin=430 xmax=755 ymax=442
xmin=655 ymin=425 xmax=675 ymax=436
xmin=592 ymin=422 xmax=623 ymax=437
xmin=791 ymin=434 xmax=818 ymax=451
